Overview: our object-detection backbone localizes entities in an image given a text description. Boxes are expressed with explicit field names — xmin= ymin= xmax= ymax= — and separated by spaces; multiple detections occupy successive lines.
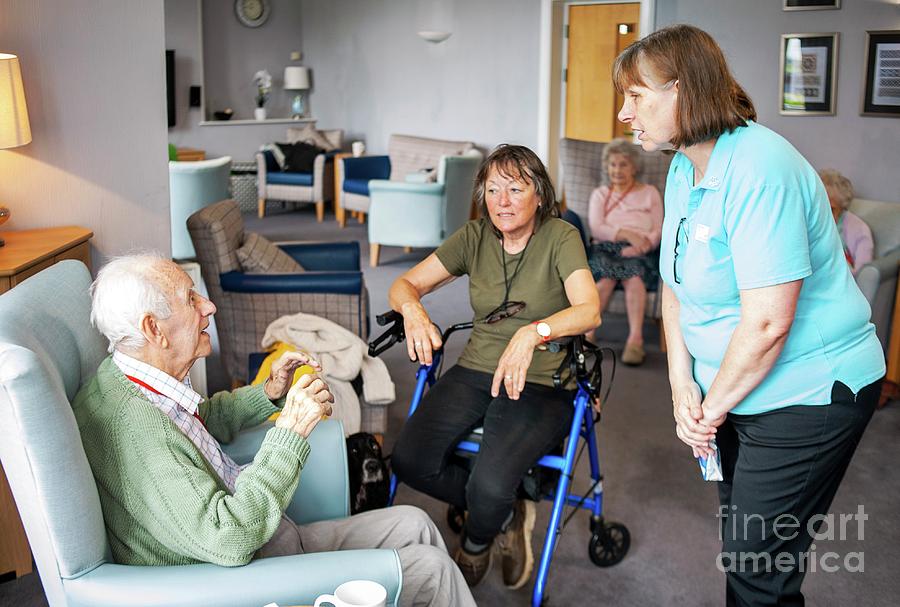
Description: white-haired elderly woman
xmin=819 ymin=169 xmax=874 ymax=275
xmin=586 ymin=137 xmax=663 ymax=365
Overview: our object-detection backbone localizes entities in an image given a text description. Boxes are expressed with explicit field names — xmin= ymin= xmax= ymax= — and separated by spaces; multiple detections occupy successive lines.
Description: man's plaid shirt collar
xmin=112 ymin=350 xmax=203 ymax=415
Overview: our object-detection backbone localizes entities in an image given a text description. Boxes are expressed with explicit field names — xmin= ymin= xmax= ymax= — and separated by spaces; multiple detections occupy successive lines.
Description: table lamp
xmin=283 ymin=66 xmax=310 ymax=119
xmin=0 ymin=53 xmax=32 ymax=248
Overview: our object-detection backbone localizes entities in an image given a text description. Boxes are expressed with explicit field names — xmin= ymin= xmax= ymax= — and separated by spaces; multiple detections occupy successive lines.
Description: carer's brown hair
xmin=473 ymin=144 xmax=560 ymax=237
xmin=613 ymin=24 xmax=756 ymax=148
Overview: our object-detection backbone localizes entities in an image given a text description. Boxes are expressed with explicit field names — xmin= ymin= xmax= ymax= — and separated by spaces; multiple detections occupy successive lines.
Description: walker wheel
xmin=447 ymin=504 xmax=466 ymax=534
xmin=588 ymin=521 xmax=630 ymax=567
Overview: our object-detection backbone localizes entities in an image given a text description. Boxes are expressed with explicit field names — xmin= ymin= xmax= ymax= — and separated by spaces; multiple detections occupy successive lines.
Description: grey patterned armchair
xmin=559 ymin=137 xmax=673 ymax=347
xmin=186 ymin=199 xmax=369 ymax=387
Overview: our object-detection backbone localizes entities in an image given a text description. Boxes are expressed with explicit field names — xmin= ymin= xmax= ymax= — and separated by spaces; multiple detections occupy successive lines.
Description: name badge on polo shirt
xmin=694 ymin=223 xmax=710 ymax=243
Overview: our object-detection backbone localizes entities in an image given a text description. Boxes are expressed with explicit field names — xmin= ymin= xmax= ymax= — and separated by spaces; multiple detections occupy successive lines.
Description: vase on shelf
xmin=254 ymin=107 xmax=267 ymax=121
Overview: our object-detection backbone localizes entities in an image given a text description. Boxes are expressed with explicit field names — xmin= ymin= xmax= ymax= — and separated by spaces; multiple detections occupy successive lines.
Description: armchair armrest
xmin=64 ymin=549 xmax=402 ymax=607
xmin=342 ymin=155 xmax=390 ymax=181
xmin=856 ymin=250 xmax=900 ymax=304
xmin=368 ymin=181 xmax=446 ymax=247
xmin=223 ymin=418 xmax=349 ymax=523
xmin=220 ymin=271 xmax=363 ymax=295
xmin=277 ymin=241 xmax=361 ymax=271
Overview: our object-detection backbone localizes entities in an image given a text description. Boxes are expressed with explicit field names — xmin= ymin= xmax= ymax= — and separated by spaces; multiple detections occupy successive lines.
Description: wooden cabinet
xmin=0 ymin=226 xmax=93 ymax=578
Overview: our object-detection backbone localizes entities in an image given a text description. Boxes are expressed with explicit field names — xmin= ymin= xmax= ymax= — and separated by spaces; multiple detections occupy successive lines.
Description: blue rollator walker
xmin=368 ymin=310 xmax=630 ymax=607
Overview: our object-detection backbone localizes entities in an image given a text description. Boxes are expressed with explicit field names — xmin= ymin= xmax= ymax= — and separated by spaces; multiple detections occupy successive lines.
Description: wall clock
xmin=235 ymin=0 xmax=270 ymax=28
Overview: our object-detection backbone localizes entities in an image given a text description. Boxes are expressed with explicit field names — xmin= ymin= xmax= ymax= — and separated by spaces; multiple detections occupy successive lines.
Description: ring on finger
xmin=504 ymin=374 xmax=513 ymax=380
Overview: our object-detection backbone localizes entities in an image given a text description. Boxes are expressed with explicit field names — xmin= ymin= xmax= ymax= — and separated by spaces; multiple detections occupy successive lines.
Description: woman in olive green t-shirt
xmin=390 ymin=145 xmax=600 ymax=590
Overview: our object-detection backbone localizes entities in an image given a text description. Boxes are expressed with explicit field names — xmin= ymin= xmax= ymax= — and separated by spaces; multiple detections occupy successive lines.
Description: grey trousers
xmin=257 ymin=505 xmax=476 ymax=607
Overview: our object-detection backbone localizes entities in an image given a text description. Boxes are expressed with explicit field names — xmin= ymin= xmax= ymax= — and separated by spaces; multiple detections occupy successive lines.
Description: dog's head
xmin=346 ymin=432 xmax=390 ymax=514
xmin=347 ymin=432 xmax=386 ymax=485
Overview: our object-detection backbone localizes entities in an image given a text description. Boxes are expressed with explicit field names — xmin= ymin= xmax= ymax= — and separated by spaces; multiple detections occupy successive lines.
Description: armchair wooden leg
xmin=315 ymin=201 xmax=325 ymax=222
xmin=403 ymin=247 xmax=412 ymax=253
xmin=336 ymin=205 xmax=346 ymax=227
xmin=258 ymin=198 xmax=266 ymax=219
xmin=357 ymin=212 xmax=365 ymax=224
xmin=370 ymin=243 xmax=381 ymax=268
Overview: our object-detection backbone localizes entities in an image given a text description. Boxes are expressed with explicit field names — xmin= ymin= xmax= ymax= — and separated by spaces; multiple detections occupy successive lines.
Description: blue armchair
xmin=187 ymin=199 xmax=369 ymax=389
xmin=256 ymin=128 xmax=343 ymax=221
xmin=367 ymin=150 xmax=483 ymax=267
xmin=336 ymin=134 xmax=476 ymax=228
xmin=0 ymin=261 xmax=401 ymax=607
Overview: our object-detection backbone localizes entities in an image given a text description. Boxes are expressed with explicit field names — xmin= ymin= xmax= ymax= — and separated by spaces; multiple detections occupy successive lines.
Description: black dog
xmin=346 ymin=432 xmax=391 ymax=514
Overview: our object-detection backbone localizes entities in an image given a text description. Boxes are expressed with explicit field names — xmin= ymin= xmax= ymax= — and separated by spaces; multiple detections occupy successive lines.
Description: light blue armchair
xmin=849 ymin=198 xmax=900 ymax=347
xmin=367 ymin=149 xmax=483 ymax=267
xmin=169 ymin=156 xmax=232 ymax=260
xmin=0 ymin=261 xmax=401 ymax=607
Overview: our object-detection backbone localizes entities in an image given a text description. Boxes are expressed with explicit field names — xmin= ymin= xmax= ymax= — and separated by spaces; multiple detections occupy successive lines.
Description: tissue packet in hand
xmin=697 ymin=439 xmax=723 ymax=481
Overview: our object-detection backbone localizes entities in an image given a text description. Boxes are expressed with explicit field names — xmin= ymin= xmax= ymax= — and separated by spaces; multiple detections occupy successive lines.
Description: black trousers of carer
xmin=716 ymin=379 xmax=880 ymax=607
xmin=391 ymin=365 xmax=574 ymax=545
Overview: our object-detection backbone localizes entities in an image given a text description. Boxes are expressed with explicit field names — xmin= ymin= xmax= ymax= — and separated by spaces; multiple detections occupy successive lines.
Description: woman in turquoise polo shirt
xmin=613 ymin=25 xmax=884 ymax=606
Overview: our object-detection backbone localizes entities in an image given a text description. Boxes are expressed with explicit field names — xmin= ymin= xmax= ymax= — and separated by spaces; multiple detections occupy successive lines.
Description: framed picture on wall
xmin=783 ymin=0 xmax=840 ymax=10
xmin=861 ymin=30 xmax=900 ymax=117
xmin=779 ymin=33 xmax=839 ymax=115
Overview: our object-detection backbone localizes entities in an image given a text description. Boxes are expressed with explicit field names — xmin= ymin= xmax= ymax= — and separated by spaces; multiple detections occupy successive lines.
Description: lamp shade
xmin=0 ymin=54 xmax=31 ymax=149
xmin=283 ymin=66 xmax=310 ymax=90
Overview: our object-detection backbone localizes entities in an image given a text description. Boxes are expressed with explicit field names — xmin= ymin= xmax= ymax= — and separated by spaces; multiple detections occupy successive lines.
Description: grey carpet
xmin=3 ymin=205 xmax=897 ymax=607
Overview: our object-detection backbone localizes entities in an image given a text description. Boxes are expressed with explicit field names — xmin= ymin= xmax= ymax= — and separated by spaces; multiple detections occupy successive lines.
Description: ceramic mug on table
xmin=314 ymin=580 xmax=387 ymax=607
xmin=351 ymin=141 xmax=366 ymax=157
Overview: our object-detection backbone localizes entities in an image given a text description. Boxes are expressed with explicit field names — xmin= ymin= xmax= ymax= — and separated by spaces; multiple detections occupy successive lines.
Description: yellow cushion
xmin=252 ymin=341 xmax=317 ymax=421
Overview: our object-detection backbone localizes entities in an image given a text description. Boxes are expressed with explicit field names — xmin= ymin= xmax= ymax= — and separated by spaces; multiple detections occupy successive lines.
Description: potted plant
xmin=253 ymin=70 xmax=272 ymax=120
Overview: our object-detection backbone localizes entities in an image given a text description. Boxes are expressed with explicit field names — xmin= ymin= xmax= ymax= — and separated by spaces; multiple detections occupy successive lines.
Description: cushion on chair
xmin=260 ymin=146 xmax=285 ymax=171
xmin=850 ymin=198 xmax=900 ymax=258
xmin=275 ymin=142 xmax=324 ymax=173
xmin=287 ymin=124 xmax=338 ymax=151
xmin=266 ymin=171 xmax=315 ymax=186
xmin=387 ymin=134 xmax=475 ymax=182
xmin=236 ymin=232 xmax=306 ymax=273
xmin=343 ymin=178 xmax=371 ymax=197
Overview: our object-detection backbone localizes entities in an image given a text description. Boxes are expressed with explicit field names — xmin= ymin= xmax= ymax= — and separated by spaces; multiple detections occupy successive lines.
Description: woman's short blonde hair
xmin=601 ymin=138 xmax=642 ymax=177
xmin=818 ymin=169 xmax=854 ymax=210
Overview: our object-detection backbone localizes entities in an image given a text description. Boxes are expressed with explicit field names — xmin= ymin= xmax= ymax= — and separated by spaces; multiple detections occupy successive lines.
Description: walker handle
xmin=368 ymin=310 xmax=406 ymax=357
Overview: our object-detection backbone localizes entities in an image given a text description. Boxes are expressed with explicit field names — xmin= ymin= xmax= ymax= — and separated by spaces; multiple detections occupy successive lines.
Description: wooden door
xmin=565 ymin=3 xmax=640 ymax=142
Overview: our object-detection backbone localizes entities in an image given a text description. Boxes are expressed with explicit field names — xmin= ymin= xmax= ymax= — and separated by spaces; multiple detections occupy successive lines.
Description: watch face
xmin=235 ymin=0 xmax=270 ymax=28
xmin=537 ymin=322 xmax=552 ymax=338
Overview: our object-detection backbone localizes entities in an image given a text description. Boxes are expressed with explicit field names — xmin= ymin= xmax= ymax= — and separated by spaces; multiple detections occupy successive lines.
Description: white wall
xmin=655 ymin=0 xmax=900 ymax=202
xmin=299 ymin=0 xmax=543 ymax=154
xmin=0 ymin=0 xmax=170 ymax=265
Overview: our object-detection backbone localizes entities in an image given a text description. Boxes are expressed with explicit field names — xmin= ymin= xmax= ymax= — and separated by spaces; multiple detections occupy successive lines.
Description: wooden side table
xmin=0 ymin=225 xmax=93 ymax=578
xmin=175 ymin=147 xmax=206 ymax=162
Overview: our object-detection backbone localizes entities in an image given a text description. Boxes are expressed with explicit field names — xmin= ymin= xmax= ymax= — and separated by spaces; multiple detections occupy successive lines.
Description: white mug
xmin=351 ymin=141 xmax=366 ymax=157
xmin=314 ymin=580 xmax=387 ymax=607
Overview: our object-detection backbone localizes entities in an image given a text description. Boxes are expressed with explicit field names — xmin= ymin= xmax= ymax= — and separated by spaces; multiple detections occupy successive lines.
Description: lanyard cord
xmin=602 ymin=182 xmax=635 ymax=216
xmin=501 ymin=234 xmax=531 ymax=303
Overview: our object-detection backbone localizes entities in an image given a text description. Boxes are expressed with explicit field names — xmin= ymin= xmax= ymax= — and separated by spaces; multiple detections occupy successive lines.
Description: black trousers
xmin=716 ymin=379 xmax=880 ymax=607
xmin=391 ymin=365 xmax=574 ymax=545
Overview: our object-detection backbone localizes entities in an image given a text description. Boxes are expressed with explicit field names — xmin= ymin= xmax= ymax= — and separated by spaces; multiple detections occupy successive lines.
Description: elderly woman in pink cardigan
xmin=819 ymin=169 xmax=874 ymax=276
xmin=586 ymin=138 xmax=663 ymax=365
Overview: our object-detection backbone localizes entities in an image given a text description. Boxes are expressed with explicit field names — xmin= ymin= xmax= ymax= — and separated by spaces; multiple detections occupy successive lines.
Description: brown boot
xmin=453 ymin=544 xmax=492 ymax=587
xmin=496 ymin=499 xmax=536 ymax=589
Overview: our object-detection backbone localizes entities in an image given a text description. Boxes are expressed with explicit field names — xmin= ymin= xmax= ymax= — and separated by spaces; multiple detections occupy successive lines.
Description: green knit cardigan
xmin=72 ymin=356 xmax=311 ymax=567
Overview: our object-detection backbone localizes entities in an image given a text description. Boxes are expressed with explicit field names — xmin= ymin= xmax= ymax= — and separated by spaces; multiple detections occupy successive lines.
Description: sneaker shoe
xmin=453 ymin=544 xmax=492 ymax=587
xmin=621 ymin=342 xmax=645 ymax=366
xmin=496 ymin=499 xmax=536 ymax=589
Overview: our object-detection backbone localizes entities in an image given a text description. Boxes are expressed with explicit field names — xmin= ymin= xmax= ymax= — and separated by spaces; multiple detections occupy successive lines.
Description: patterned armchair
xmin=256 ymin=128 xmax=343 ymax=221
xmin=559 ymin=137 xmax=673 ymax=346
xmin=186 ymin=199 xmax=369 ymax=388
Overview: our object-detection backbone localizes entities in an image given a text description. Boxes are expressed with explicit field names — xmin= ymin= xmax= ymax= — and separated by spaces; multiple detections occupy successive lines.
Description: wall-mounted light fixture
xmin=417 ymin=30 xmax=452 ymax=44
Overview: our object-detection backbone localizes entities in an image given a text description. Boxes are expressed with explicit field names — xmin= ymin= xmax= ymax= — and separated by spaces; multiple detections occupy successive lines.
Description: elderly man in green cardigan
xmin=73 ymin=254 xmax=474 ymax=607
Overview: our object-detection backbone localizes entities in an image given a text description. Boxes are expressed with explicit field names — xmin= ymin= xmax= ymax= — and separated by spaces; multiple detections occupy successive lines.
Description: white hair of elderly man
xmin=90 ymin=253 xmax=180 ymax=354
